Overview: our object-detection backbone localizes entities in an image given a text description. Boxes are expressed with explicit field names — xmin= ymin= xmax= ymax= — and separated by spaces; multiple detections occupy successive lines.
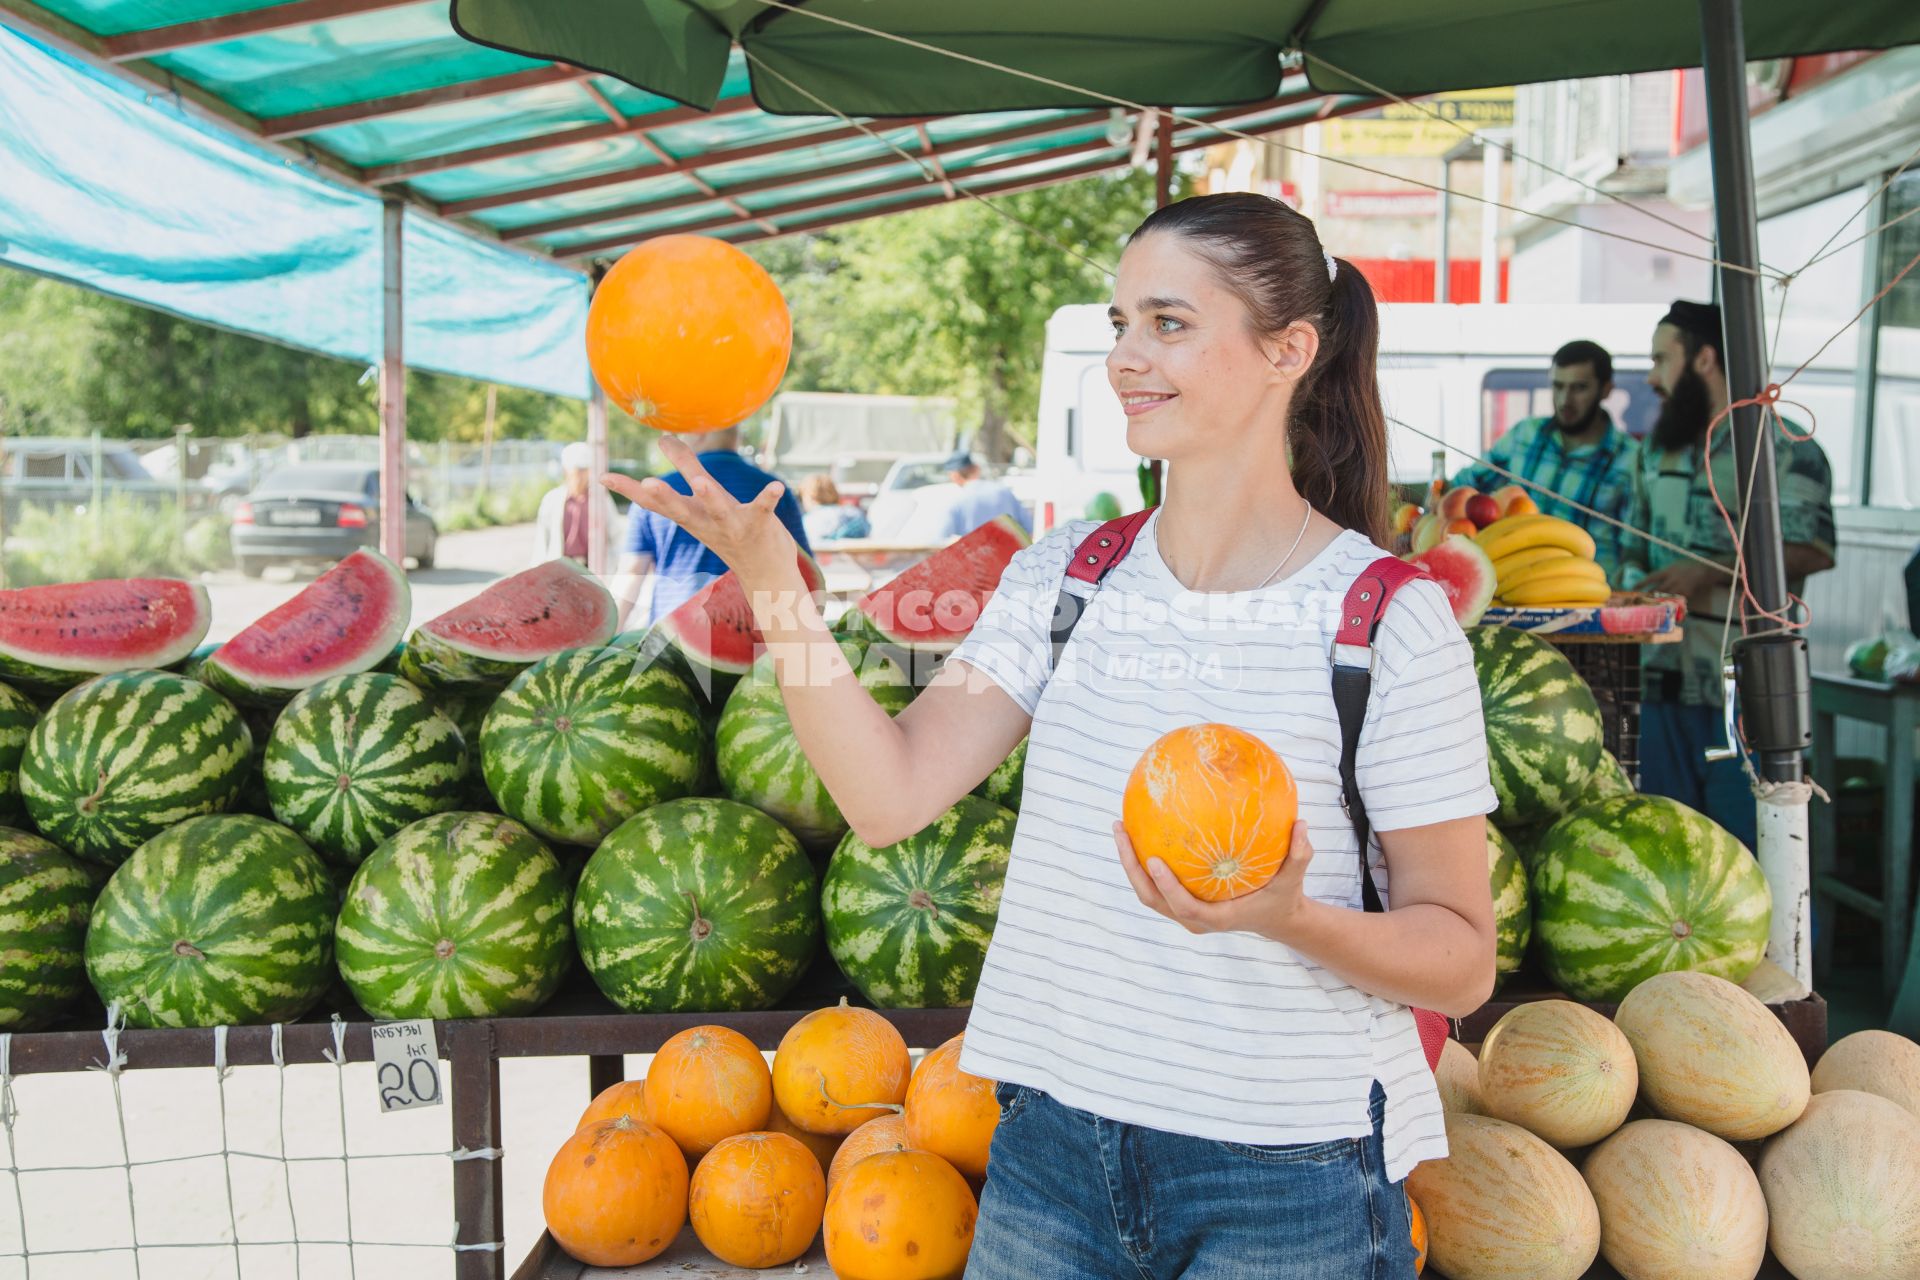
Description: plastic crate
xmin=1546 ymin=639 xmax=1641 ymax=784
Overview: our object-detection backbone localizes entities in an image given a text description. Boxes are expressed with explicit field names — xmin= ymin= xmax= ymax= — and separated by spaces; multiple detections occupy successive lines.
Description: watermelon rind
xmin=972 ymin=738 xmax=1027 ymax=812
xmin=0 ymin=827 xmax=95 ymax=1031
xmin=0 ymin=578 xmax=212 ymax=689
xmin=1467 ymin=626 xmax=1604 ymax=828
xmin=84 ymin=814 xmax=335 ymax=1028
xmin=715 ymin=635 xmax=913 ymax=852
xmin=1530 ymin=794 xmax=1771 ymax=1003
xmin=0 ymin=681 xmax=38 ymax=827
xmin=336 ymin=812 xmax=572 ymax=1019
xmin=574 ymin=797 xmax=820 ymax=1013
xmin=853 ymin=514 xmax=1029 ymax=654
xmin=263 ymin=673 xmax=470 ymax=866
xmin=203 ymin=549 xmax=410 ymax=707
xmin=21 ymin=671 xmax=252 ymax=866
xmin=1488 ymin=823 xmax=1531 ymax=992
xmin=821 ymin=795 xmax=1015 ymax=1007
xmin=438 ymin=688 xmax=502 ymax=808
xmin=482 ymin=645 xmax=704 ymax=845
xmin=401 ymin=559 xmax=617 ymax=695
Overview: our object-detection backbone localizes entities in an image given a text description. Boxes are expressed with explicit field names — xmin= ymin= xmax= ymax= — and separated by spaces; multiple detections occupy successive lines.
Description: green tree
xmin=749 ymin=168 xmax=1174 ymax=460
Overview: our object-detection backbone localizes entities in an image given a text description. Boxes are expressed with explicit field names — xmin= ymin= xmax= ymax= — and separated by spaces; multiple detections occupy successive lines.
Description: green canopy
xmin=450 ymin=0 xmax=1920 ymax=114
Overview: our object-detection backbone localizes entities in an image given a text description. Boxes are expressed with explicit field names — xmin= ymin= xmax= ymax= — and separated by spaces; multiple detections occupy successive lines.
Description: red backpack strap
xmin=1334 ymin=557 xmax=1431 ymax=659
xmin=1049 ymin=509 xmax=1155 ymax=669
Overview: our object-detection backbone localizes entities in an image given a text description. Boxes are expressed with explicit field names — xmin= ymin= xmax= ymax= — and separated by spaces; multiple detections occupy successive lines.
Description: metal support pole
xmin=379 ymin=197 xmax=408 ymax=565
xmin=451 ymin=1023 xmax=505 ymax=1280
xmin=1478 ymin=136 xmax=1505 ymax=304
xmin=1436 ymin=158 xmax=1452 ymax=304
xmin=586 ymin=266 xmax=612 ymax=579
xmin=1155 ymin=110 xmax=1175 ymax=208
xmin=1698 ymin=0 xmax=1812 ymax=986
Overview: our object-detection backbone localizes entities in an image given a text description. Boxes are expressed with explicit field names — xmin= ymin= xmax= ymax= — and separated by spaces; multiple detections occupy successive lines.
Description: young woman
xmin=607 ymin=193 xmax=1498 ymax=1280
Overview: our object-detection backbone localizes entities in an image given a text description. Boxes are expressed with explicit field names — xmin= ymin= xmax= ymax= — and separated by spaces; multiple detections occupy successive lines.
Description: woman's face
xmin=1105 ymin=233 xmax=1292 ymax=464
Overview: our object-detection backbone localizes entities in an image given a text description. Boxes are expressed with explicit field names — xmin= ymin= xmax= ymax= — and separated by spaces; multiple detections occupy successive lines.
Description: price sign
xmin=371 ymin=1020 xmax=442 ymax=1112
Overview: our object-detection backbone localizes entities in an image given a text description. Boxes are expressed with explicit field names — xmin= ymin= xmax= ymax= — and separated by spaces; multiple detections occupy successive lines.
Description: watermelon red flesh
xmin=206 ymin=550 xmax=409 ymax=701
xmin=403 ymin=559 xmax=616 ymax=693
xmin=854 ymin=515 xmax=1029 ymax=653
xmin=658 ymin=551 xmax=827 ymax=677
xmin=1405 ymin=536 xmax=1496 ymax=628
xmin=0 ymin=579 xmax=211 ymax=684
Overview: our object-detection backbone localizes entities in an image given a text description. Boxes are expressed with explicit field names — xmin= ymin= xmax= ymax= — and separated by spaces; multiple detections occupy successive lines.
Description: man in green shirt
xmin=1452 ymin=340 xmax=1640 ymax=583
xmin=1622 ymin=301 xmax=1837 ymax=849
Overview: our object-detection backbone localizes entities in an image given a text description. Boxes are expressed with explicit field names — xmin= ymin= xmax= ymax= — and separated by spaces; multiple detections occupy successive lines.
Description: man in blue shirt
xmin=1451 ymin=340 xmax=1640 ymax=583
xmin=894 ymin=449 xmax=1032 ymax=544
xmin=613 ymin=427 xmax=812 ymax=629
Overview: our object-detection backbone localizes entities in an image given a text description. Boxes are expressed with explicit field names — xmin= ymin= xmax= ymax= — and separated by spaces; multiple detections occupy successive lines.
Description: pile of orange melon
xmin=542 ymin=998 xmax=995 ymax=1277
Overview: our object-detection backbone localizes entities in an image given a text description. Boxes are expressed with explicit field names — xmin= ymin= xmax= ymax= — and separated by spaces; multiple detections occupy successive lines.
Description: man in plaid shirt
xmin=1452 ymin=339 xmax=1640 ymax=584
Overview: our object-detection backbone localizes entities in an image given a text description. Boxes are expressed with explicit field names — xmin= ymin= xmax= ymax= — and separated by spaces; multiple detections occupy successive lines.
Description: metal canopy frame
xmin=0 ymin=0 xmax=1373 ymax=263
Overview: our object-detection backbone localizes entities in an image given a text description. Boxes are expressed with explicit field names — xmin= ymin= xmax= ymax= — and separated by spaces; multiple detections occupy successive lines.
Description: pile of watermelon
xmin=0 ymin=524 xmax=1035 ymax=1032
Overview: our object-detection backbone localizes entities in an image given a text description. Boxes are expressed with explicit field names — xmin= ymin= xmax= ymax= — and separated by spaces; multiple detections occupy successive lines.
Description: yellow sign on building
xmin=1320 ymin=88 xmax=1515 ymax=157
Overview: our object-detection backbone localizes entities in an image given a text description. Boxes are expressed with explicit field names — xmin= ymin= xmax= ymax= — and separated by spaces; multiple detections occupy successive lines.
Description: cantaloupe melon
xmin=1759 ymin=1089 xmax=1920 ymax=1280
xmin=1809 ymin=1029 xmax=1920 ymax=1121
xmin=1436 ymin=1038 xmax=1484 ymax=1115
xmin=1478 ymin=1000 xmax=1636 ymax=1148
xmin=1582 ymin=1119 xmax=1768 ymax=1280
xmin=1406 ymin=1113 xmax=1600 ymax=1280
xmin=1614 ymin=970 xmax=1809 ymax=1141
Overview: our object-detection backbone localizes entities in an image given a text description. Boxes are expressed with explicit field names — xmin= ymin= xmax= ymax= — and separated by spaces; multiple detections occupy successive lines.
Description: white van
xmin=1030 ymin=302 xmax=1673 ymax=533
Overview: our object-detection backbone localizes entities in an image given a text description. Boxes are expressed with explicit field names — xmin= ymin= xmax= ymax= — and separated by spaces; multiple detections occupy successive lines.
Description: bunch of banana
xmin=1475 ymin=514 xmax=1611 ymax=607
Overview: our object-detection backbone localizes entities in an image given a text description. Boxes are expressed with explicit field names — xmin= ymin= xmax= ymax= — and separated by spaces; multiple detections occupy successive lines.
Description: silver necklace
xmin=1253 ymin=501 xmax=1315 ymax=590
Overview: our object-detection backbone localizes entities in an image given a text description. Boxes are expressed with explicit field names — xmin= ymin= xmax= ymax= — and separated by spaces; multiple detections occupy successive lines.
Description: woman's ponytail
xmin=1129 ymin=196 xmax=1394 ymax=549
xmin=1290 ymin=258 xmax=1391 ymax=548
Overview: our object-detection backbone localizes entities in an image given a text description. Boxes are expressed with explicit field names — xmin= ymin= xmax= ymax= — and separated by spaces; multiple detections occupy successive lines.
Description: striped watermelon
xmin=821 ymin=795 xmax=1015 ymax=1007
xmin=1530 ymin=795 xmax=1771 ymax=1002
xmin=401 ymin=559 xmax=617 ymax=695
xmin=972 ymin=738 xmax=1026 ymax=811
xmin=336 ymin=812 xmax=571 ymax=1019
xmin=1467 ymin=626 xmax=1604 ymax=827
xmin=0 ymin=578 xmax=211 ymax=691
xmin=21 ymin=671 xmax=251 ymax=866
xmin=1583 ymin=749 xmax=1634 ymax=802
xmin=574 ymin=797 xmax=819 ymax=1013
xmin=0 ymin=827 xmax=95 ymax=1030
xmin=1488 ymin=823 xmax=1531 ymax=992
xmin=0 ymin=681 xmax=38 ymax=826
xmin=716 ymin=635 xmax=913 ymax=851
xmin=263 ymin=674 xmax=469 ymax=865
xmin=84 ymin=815 xmax=335 ymax=1028
xmin=482 ymin=646 xmax=704 ymax=845
xmin=439 ymin=689 xmax=501 ymax=808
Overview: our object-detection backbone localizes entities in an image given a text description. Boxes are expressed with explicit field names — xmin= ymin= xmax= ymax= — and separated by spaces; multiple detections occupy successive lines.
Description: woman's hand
xmin=1114 ymin=821 xmax=1314 ymax=942
xmin=602 ymin=435 xmax=799 ymax=592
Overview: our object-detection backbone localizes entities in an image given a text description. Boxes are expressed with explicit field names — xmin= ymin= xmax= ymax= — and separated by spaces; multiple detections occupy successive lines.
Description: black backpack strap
xmin=1048 ymin=510 xmax=1155 ymax=672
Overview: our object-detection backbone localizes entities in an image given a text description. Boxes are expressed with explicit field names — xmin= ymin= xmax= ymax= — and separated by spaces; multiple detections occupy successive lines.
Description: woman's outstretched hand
xmin=1115 ymin=820 xmax=1315 ymax=942
xmin=601 ymin=435 xmax=799 ymax=590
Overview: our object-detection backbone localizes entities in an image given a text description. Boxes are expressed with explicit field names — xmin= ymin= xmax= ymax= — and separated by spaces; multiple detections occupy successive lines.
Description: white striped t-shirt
xmin=949 ymin=513 xmax=1497 ymax=1182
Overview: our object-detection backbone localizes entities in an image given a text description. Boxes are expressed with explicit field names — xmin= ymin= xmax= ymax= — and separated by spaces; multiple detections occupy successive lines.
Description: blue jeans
xmin=965 ymin=1082 xmax=1418 ymax=1280
xmin=1639 ymin=701 xmax=1758 ymax=850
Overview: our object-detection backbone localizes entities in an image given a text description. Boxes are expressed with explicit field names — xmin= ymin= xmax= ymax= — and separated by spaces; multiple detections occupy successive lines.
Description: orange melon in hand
xmin=586 ymin=234 xmax=792 ymax=433
xmin=645 ymin=1024 xmax=773 ymax=1161
xmin=577 ymin=1078 xmax=651 ymax=1131
xmin=543 ymin=1115 xmax=689 ymax=1268
xmin=689 ymin=1131 xmax=826 ymax=1268
xmin=824 ymin=1150 xmax=977 ymax=1280
xmin=1411 ymin=1196 xmax=1429 ymax=1274
xmin=773 ymin=998 xmax=911 ymax=1136
xmin=829 ymin=1113 xmax=914 ymax=1194
xmin=1122 ymin=724 xmax=1297 ymax=901
xmin=904 ymin=1035 xmax=998 ymax=1181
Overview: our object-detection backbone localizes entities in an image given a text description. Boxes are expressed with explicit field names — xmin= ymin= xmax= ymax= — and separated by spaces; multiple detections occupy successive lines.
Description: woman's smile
xmin=1119 ymin=390 xmax=1177 ymax=417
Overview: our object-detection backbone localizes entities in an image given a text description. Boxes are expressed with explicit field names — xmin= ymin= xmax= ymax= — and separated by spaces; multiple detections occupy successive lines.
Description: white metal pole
xmin=1478 ymin=138 xmax=1504 ymax=304
xmin=379 ymin=197 xmax=407 ymax=565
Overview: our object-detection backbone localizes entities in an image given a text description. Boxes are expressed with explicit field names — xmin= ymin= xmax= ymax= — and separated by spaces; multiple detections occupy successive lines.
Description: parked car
xmin=231 ymin=464 xmax=436 ymax=577
xmin=0 ymin=437 xmax=190 ymax=519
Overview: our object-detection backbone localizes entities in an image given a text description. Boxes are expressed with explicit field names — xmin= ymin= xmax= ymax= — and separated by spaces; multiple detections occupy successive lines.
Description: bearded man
xmin=1622 ymin=300 xmax=1836 ymax=849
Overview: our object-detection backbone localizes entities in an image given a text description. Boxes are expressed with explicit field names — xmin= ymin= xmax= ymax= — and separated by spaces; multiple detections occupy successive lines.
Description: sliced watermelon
xmin=0 ymin=579 xmax=211 ymax=689
xmin=1404 ymin=535 xmax=1496 ymax=628
xmin=656 ymin=551 xmax=826 ymax=707
xmin=852 ymin=515 xmax=1029 ymax=654
xmin=400 ymin=559 xmax=616 ymax=694
xmin=202 ymin=550 xmax=409 ymax=707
